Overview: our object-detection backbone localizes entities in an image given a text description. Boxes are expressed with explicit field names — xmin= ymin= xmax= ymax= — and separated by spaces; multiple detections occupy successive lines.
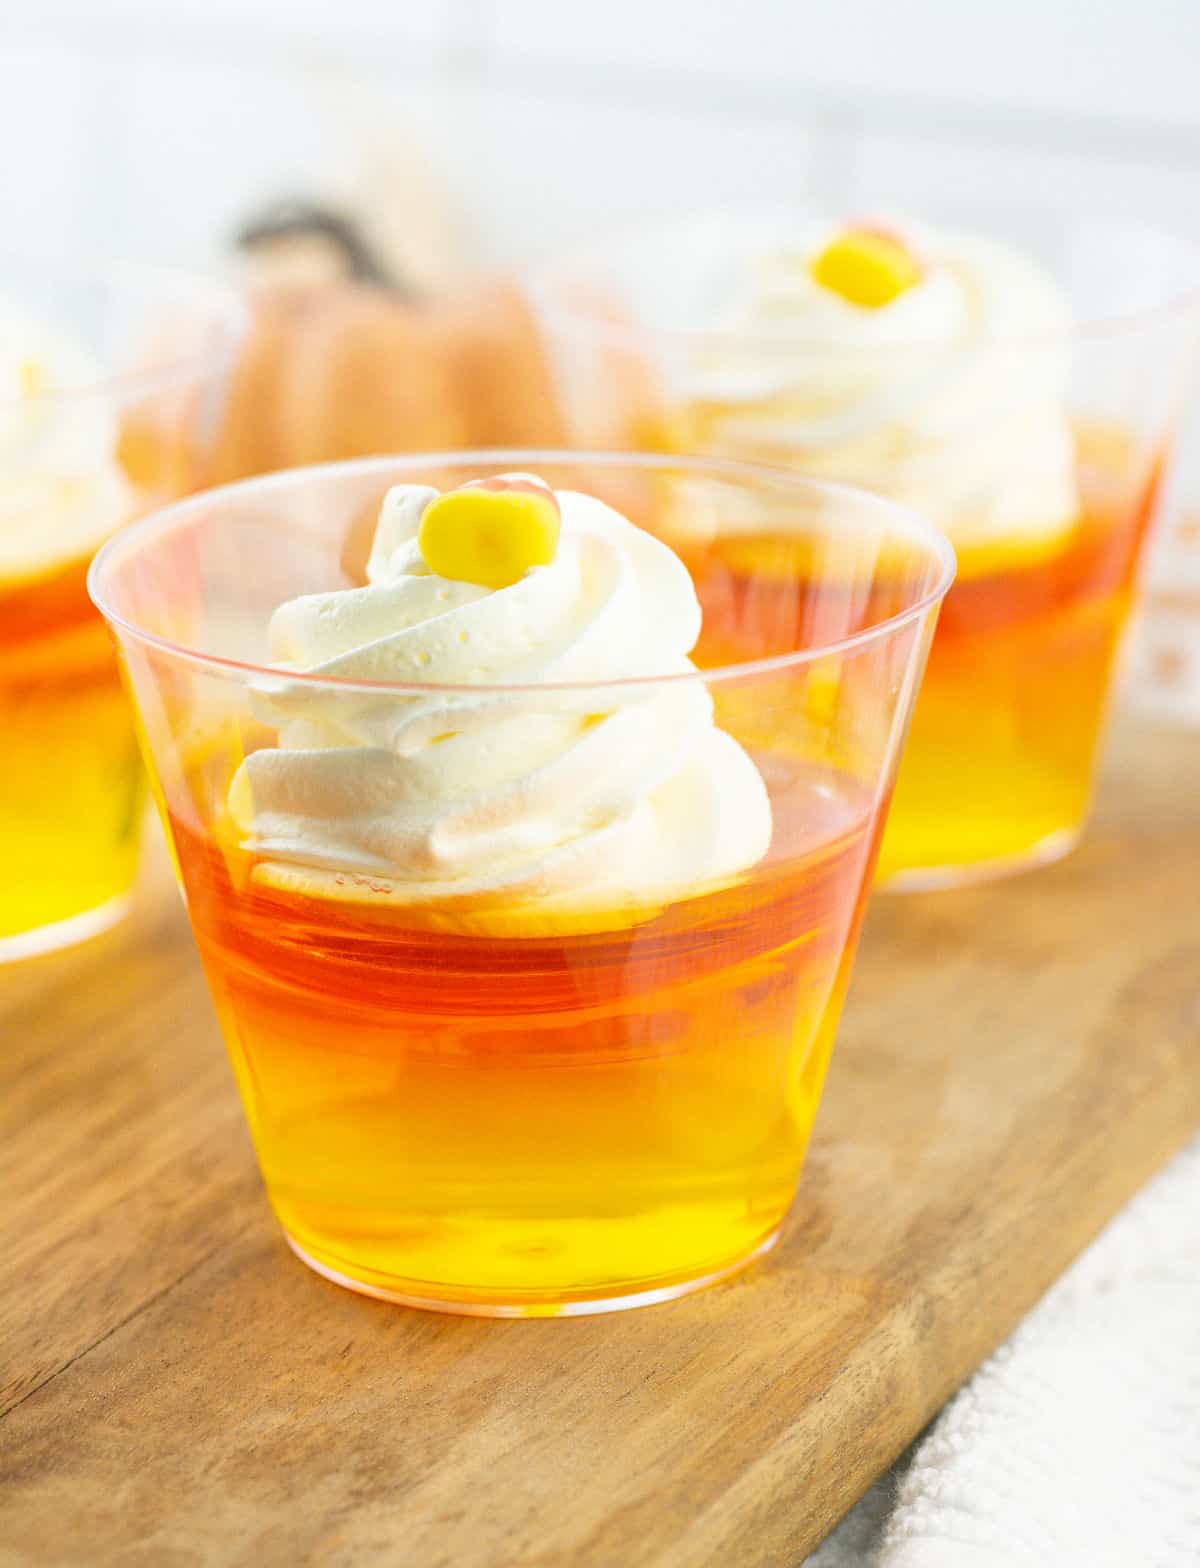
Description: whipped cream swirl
xmin=684 ymin=218 xmax=1080 ymax=551
xmin=229 ymin=481 xmax=772 ymax=933
xmin=0 ymin=298 xmax=135 ymax=583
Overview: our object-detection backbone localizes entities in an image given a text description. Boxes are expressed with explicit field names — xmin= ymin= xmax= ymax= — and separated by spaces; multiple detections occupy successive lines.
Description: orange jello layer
xmin=171 ymin=764 xmax=875 ymax=1307
xmin=878 ymin=447 xmax=1160 ymax=880
xmin=670 ymin=437 xmax=1159 ymax=883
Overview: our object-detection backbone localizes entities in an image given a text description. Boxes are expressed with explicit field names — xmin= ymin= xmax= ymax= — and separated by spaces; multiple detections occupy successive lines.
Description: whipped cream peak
xmin=685 ymin=215 xmax=1080 ymax=553
xmin=231 ymin=479 xmax=772 ymax=932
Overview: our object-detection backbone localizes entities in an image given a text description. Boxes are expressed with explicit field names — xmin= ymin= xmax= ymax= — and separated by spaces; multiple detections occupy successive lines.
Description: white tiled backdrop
xmin=9 ymin=0 xmax=1199 ymax=720
xmin=6 ymin=0 xmax=1199 ymax=272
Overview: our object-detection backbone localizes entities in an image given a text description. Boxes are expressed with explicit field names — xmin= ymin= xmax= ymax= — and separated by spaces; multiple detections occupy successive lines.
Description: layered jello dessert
xmin=531 ymin=214 xmax=1200 ymax=885
xmin=1 ymin=311 xmax=141 ymax=949
xmin=0 ymin=271 xmax=241 ymax=957
xmin=91 ymin=453 xmax=952 ymax=1314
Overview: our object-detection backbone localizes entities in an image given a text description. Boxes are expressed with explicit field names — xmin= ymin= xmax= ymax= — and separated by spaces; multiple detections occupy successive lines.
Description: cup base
xmin=0 ymin=893 xmax=132 ymax=964
xmin=283 ymin=1224 xmax=782 ymax=1318
xmin=878 ymin=824 xmax=1083 ymax=894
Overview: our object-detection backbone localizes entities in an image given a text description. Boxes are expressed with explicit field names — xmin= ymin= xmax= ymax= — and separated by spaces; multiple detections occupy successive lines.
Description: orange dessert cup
xmin=0 ymin=263 xmax=242 ymax=958
xmin=0 ymin=546 xmax=142 ymax=947
xmin=91 ymin=452 xmax=952 ymax=1314
xmin=530 ymin=213 xmax=1200 ymax=886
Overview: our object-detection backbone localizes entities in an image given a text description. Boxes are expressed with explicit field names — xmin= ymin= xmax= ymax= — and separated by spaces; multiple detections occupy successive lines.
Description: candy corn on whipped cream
xmin=0 ymin=300 xmax=135 ymax=583
xmin=681 ymin=217 xmax=1080 ymax=555
xmin=229 ymin=474 xmax=772 ymax=933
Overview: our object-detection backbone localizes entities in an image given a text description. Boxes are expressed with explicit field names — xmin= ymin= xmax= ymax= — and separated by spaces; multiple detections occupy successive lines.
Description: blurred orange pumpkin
xmin=210 ymin=279 xmax=568 ymax=485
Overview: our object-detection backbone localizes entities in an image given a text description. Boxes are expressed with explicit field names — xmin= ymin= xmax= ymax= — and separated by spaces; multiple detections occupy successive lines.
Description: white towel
xmin=875 ymin=1134 xmax=1200 ymax=1568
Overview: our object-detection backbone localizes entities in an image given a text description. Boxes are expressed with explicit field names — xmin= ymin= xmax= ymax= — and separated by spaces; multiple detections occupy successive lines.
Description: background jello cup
xmin=528 ymin=213 xmax=1200 ymax=888
xmin=90 ymin=451 xmax=952 ymax=1316
xmin=0 ymin=260 xmax=244 ymax=958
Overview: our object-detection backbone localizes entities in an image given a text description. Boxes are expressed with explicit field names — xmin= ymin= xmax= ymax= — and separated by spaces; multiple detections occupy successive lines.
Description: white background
xmin=5 ymin=0 xmax=1198 ymax=271
xmin=6 ymin=0 xmax=1200 ymax=717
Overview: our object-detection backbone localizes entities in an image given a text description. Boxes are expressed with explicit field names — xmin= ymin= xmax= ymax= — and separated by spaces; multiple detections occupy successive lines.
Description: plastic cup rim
xmin=88 ymin=448 xmax=957 ymax=695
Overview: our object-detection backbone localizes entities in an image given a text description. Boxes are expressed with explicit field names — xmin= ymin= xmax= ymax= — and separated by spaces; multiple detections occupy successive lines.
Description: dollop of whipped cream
xmin=228 ymin=479 xmax=772 ymax=935
xmin=685 ymin=218 xmax=1080 ymax=553
xmin=0 ymin=298 xmax=135 ymax=584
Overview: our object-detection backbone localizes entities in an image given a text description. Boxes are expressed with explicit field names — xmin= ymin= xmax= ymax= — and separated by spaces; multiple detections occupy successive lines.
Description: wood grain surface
xmin=2 ymin=718 xmax=1198 ymax=1568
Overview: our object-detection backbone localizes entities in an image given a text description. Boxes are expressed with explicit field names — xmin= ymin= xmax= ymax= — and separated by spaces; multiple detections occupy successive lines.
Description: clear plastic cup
xmin=529 ymin=213 xmax=1200 ymax=887
xmin=0 ymin=259 xmax=244 ymax=958
xmin=91 ymin=451 xmax=953 ymax=1315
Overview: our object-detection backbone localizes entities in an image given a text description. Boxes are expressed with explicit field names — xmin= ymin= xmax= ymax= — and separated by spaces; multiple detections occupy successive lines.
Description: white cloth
xmin=806 ymin=1134 xmax=1200 ymax=1567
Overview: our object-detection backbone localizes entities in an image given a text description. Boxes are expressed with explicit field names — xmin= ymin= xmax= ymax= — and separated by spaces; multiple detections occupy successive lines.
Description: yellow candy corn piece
xmin=417 ymin=474 xmax=562 ymax=590
xmin=811 ymin=228 xmax=922 ymax=309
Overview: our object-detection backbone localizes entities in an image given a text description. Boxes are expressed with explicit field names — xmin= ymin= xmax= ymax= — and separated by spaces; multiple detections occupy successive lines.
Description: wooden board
xmin=2 ymin=718 xmax=1198 ymax=1568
